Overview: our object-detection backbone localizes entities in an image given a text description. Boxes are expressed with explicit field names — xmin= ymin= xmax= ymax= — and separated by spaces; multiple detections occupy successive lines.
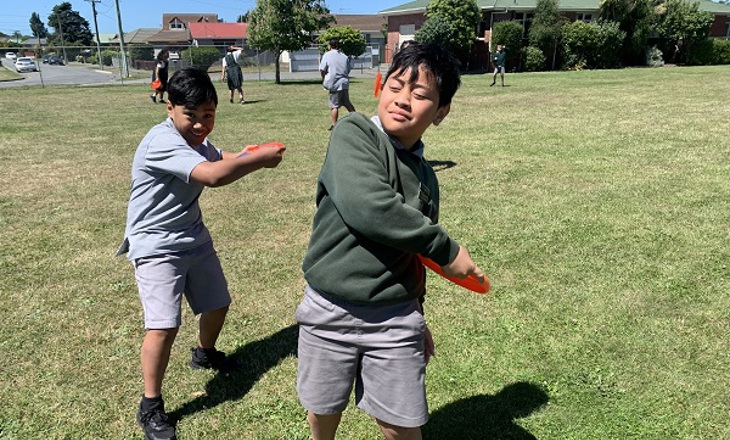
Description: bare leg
xmin=308 ymin=412 xmax=341 ymax=440
xmin=141 ymin=328 xmax=179 ymax=397
xmin=237 ymin=87 xmax=244 ymax=103
xmin=330 ymin=107 xmax=339 ymax=126
xmin=198 ymin=305 xmax=228 ymax=349
xmin=376 ymin=418 xmax=422 ymax=440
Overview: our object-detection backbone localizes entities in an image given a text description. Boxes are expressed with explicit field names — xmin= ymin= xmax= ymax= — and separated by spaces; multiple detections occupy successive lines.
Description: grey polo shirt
xmin=319 ymin=49 xmax=351 ymax=91
xmin=118 ymin=118 xmax=223 ymax=260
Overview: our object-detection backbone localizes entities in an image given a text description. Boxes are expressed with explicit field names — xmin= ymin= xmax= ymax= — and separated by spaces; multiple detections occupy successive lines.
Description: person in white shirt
xmin=319 ymin=38 xmax=356 ymax=130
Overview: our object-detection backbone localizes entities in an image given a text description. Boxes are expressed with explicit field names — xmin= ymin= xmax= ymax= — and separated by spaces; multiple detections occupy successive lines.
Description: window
xmin=514 ymin=13 xmax=533 ymax=37
xmin=577 ymin=13 xmax=593 ymax=23
xmin=170 ymin=19 xmax=184 ymax=30
xmin=725 ymin=18 xmax=730 ymax=38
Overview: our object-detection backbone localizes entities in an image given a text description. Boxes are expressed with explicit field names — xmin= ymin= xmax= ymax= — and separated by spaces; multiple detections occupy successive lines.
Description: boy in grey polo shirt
xmin=118 ymin=67 xmax=285 ymax=440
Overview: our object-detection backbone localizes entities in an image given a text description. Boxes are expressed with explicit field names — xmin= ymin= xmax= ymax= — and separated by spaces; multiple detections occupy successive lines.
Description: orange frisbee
xmin=237 ymin=141 xmax=285 ymax=157
xmin=374 ymin=72 xmax=383 ymax=98
xmin=418 ymin=255 xmax=490 ymax=294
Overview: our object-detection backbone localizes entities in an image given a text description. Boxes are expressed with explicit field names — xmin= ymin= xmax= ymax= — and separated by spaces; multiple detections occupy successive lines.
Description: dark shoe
xmin=327 ymin=125 xmax=334 ymax=131
xmin=230 ymin=98 xmax=234 ymax=103
xmin=158 ymin=100 xmax=166 ymax=104
xmin=150 ymin=94 xmax=156 ymax=103
xmin=490 ymin=82 xmax=495 ymax=87
xmin=137 ymin=404 xmax=176 ymax=440
xmin=190 ymin=347 xmax=239 ymax=372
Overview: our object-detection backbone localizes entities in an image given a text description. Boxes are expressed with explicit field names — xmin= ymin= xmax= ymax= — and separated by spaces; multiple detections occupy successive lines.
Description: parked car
xmin=45 ymin=55 xmax=64 ymax=65
xmin=15 ymin=57 xmax=38 ymax=73
xmin=5 ymin=52 xmax=17 ymax=61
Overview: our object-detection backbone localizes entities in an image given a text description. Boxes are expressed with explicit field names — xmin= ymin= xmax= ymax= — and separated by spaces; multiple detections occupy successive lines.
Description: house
xmin=110 ymin=28 xmax=162 ymax=45
xmin=332 ymin=14 xmax=387 ymax=50
xmin=189 ymin=22 xmax=248 ymax=50
xmin=379 ymin=0 xmax=730 ymax=63
xmin=147 ymin=13 xmax=219 ymax=51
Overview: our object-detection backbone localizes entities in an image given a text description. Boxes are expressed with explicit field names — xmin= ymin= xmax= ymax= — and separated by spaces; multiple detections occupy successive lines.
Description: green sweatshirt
xmin=302 ymin=112 xmax=460 ymax=304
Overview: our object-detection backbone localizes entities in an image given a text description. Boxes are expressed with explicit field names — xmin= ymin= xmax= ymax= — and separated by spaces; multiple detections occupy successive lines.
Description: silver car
xmin=15 ymin=57 xmax=38 ymax=73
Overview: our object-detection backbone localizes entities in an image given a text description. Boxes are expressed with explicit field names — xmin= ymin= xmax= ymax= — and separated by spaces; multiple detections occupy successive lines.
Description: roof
xmin=162 ymin=13 xmax=218 ymax=29
xmin=113 ymin=28 xmax=163 ymax=45
xmin=332 ymin=14 xmax=387 ymax=32
xmin=147 ymin=29 xmax=192 ymax=44
xmin=379 ymin=0 xmax=730 ymax=14
xmin=21 ymin=37 xmax=48 ymax=47
xmin=189 ymin=22 xmax=248 ymax=39
xmin=95 ymin=33 xmax=117 ymax=44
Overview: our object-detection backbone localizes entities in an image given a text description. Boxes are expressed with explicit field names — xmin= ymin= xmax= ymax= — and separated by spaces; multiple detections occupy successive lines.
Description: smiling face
xmin=377 ymin=65 xmax=450 ymax=150
xmin=167 ymin=101 xmax=216 ymax=147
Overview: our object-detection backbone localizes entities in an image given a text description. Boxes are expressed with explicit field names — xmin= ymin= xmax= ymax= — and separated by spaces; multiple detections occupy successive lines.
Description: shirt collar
xmin=370 ymin=115 xmax=425 ymax=158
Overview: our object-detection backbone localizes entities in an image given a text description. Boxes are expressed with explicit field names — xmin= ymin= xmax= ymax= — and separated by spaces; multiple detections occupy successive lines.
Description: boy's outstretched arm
xmin=190 ymin=145 xmax=285 ymax=187
xmin=442 ymin=245 xmax=484 ymax=281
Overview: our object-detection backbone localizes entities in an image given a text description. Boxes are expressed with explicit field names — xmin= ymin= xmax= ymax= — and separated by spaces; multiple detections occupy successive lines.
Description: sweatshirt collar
xmin=371 ymin=115 xmax=425 ymax=158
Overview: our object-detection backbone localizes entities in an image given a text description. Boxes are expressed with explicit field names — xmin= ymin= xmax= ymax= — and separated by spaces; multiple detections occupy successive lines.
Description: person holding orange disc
xmin=297 ymin=43 xmax=484 ymax=440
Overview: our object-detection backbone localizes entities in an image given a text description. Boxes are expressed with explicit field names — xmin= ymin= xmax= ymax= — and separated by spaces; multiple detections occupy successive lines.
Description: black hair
xmin=167 ymin=67 xmax=218 ymax=108
xmin=156 ymin=49 xmax=169 ymax=61
xmin=329 ymin=38 xmax=340 ymax=50
xmin=384 ymin=43 xmax=461 ymax=107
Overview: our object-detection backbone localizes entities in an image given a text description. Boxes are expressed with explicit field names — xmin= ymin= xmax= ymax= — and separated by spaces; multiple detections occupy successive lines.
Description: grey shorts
xmin=328 ymin=89 xmax=352 ymax=109
xmin=494 ymin=66 xmax=505 ymax=74
xmin=296 ymin=285 xmax=428 ymax=428
xmin=133 ymin=241 xmax=231 ymax=329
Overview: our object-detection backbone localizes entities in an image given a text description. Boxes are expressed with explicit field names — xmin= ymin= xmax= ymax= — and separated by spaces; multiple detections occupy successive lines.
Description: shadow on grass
xmin=423 ymin=382 xmax=549 ymax=440
xmin=277 ymin=79 xmax=325 ymax=86
xmin=428 ymin=160 xmax=457 ymax=172
xmin=169 ymin=324 xmax=298 ymax=423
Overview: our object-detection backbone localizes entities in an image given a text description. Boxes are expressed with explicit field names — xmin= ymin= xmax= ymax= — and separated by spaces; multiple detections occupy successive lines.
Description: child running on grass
xmin=297 ymin=43 xmax=484 ymax=440
xmin=118 ymin=67 xmax=285 ymax=440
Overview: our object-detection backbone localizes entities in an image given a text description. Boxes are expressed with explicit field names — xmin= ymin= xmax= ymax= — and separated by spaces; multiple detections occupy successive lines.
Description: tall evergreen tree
xmin=47 ymin=2 xmax=93 ymax=46
xmin=30 ymin=12 xmax=48 ymax=39
xmin=528 ymin=0 xmax=563 ymax=69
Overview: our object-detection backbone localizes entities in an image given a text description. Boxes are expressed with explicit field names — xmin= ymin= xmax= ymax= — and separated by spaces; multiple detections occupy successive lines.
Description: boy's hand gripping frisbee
xmin=418 ymin=255 xmax=490 ymax=294
xmin=237 ymin=141 xmax=285 ymax=157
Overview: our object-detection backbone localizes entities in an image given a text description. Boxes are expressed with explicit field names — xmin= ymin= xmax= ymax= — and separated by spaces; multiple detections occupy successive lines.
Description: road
xmin=0 ymin=58 xmax=132 ymax=88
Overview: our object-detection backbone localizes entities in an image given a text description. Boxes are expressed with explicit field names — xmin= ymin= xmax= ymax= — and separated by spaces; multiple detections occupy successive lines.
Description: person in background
xmin=319 ymin=38 xmax=355 ymax=130
xmin=221 ymin=45 xmax=245 ymax=104
xmin=490 ymin=44 xmax=508 ymax=87
xmin=150 ymin=50 xmax=170 ymax=104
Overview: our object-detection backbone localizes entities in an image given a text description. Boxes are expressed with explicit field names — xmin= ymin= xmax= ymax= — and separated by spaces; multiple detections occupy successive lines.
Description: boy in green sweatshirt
xmin=297 ymin=43 xmax=485 ymax=440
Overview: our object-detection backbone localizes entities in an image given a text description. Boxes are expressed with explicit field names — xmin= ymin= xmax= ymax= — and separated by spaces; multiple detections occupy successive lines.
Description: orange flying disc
xmin=237 ymin=141 xmax=285 ymax=157
xmin=418 ymin=255 xmax=490 ymax=294
xmin=374 ymin=72 xmax=383 ymax=98
xmin=150 ymin=79 xmax=161 ymax=89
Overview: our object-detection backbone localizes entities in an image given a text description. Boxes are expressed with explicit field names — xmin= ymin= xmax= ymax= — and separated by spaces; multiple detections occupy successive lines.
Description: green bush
xmin=180 ymin=46 xmax=221 ymax=71
xmin=415 ymin=15 xmax=457 ymax=50
xmin=491 ymin=21 xmax=523 ymax=67
xmin=562 ymin=21 xmax=625 ymax=69
xmin=687 ymin=38 xmax=730 ymax=65
xmin=100 ymin=49 xmax=119 ymax=67
xmin=318 ymin=26 xmax=367 ymax=57
xmin=129 ymin=45 xmax=154 ymax=62
xmin=523 ymin=46 xmax=547 ymax=71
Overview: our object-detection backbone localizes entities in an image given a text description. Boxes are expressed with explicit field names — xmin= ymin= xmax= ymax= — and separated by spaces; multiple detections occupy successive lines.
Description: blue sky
xmin=2 ymin=0 xmax=403 ymax=37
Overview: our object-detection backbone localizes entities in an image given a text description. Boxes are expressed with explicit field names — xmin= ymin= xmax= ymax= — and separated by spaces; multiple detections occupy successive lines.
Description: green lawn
xmin=0 ymin=65 xmax=728 ymax=439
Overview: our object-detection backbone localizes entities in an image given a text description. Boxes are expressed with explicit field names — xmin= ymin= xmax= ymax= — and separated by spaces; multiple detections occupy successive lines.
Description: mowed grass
xmin=0 ymin=65 xmax=728 ymax=439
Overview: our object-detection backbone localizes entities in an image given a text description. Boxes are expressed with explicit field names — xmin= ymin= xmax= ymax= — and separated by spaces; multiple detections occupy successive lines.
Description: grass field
xmin=1 ymin=65 xmax=728 ymax=439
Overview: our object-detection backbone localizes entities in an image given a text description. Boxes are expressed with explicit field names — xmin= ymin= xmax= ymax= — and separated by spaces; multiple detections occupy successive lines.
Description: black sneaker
xmin=190 ymin=347 xmax=239 ymax=372
xmin=150 ymin=94 xmax=157 ymax=103
xmin=136 ymin=405 xmax=177 ymax=440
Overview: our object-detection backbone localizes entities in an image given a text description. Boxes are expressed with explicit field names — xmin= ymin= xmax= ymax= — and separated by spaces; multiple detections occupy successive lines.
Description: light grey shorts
xmin=133 ymin=241 xmax=231 ymax=329
xmin=328 ymin=89 xmax=352 ymax=109
xmin=296 ymin=285 xmax=428 ymax=428
xmin=493 ymin=66 xmax=505 ymax=74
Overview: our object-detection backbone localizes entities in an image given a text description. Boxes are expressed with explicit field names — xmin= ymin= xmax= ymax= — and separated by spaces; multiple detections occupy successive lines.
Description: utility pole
xmin=86 ymin=0 xmax=104 ymax=70
xmin=55 ymin=13 xmax=68 ymax=64
xmin=114 ymin=0 xmax=129 ymax=78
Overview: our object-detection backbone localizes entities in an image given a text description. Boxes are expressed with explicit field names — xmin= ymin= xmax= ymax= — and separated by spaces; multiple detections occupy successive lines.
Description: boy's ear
xmin=432 ymin=104 xmax=451 ymax=126
xmin=167 ymin=102 xmax=174 ymax=117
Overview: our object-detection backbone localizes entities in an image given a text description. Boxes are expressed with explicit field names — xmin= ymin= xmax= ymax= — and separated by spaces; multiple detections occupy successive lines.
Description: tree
xmin=47 ymin=2 xmax=93 ymax=46
xmin=30 ymin=12 xmax=48 ymax=39
xmin=424 ymin=0 xmax=481 ymax=55
xmin=491 ymin=20 xmax=523 ymax=67
xmin=599 ymin=0 xmax=655 ymax=65
xmin=318 ymin=26 xmax=367 ymax=57
xmin=528 ymin=0 xmax=563 ymax=69
xmin=247 ymin=0 xmax=334 ymax=84
xmin=415 ymin=15 xmax=457 ymax=50
xmin=562 ymin=20 xmax=625 ymax=69
xmin=654 ymin=0 xmax=713 ymax=63
xmin=237 ymin=12 xmax=249 ymax=23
